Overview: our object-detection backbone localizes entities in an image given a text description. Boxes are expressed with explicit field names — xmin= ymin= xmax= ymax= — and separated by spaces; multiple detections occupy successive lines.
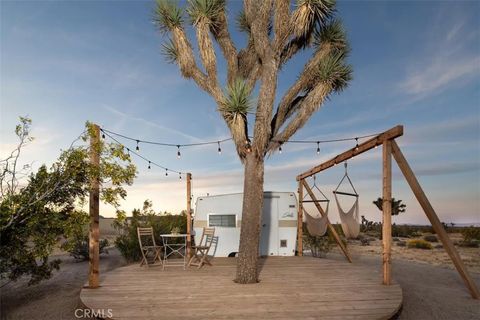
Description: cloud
xmin=400 ymin=56 xmax=480 ymax=96
xmin=102 ymin=104 xmax=203 ymax=142
xmin=398 ymin=10 xmax=480 ymax=99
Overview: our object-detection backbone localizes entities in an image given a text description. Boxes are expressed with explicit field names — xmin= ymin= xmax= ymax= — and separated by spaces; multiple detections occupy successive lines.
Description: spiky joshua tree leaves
xmin=154 ymin=0 xmax=352 ymax=283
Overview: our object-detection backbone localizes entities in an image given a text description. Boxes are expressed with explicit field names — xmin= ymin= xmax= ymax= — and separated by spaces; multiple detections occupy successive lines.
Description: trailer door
xmin=260 ymin=197 xmax=279 ymax=256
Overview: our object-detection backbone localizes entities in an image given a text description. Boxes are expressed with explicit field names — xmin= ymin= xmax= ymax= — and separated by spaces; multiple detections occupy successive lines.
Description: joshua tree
xmin=373 ymin=197 xmax=406 ymax=216
xmin=154 ymin=0 xmax=352 ymax=283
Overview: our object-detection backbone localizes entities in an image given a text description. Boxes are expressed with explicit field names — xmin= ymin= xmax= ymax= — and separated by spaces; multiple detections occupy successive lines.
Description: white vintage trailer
xmin=193 ymin=191 xmax=298 ymax=257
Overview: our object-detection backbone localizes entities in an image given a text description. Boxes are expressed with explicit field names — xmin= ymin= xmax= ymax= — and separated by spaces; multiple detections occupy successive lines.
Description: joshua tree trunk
xmin=236 ymin=152 xmax=264 ymax=283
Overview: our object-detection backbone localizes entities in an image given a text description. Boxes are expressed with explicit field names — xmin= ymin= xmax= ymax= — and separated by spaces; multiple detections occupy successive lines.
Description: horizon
xmin=1 ymin=0 xmax=479 ymax=225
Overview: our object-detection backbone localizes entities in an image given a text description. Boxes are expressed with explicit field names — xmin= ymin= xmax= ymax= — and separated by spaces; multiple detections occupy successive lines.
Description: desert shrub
xmin=423 ymin=235 xmax=438 ymax=242
xmin=114 ymin=200 xmax=187 ymax=262
xmin=392 ymin=224 xmax=422 ymax=238
xmin=407 ymin=239 xmax=433 ymax=250
xmin=461 ymin=227 xmax=480 ymax=241
xmin=63 ymin=235 xmax=109 ymax=260
xmin=458 ymin=239 xmax=480 ymax=248
xmin=396 ymin=241 xmax=406 ymax=247
xmin=303 ymin=223 xmax=338 ymax=257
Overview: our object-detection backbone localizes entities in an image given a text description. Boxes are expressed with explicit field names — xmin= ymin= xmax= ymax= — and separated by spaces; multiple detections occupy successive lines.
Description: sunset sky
xmin=1 ymin=0 xmax=479 ymax=225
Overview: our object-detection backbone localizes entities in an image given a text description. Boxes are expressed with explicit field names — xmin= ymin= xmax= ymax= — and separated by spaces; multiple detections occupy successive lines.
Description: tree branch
xmin=210 ymin=10 xmax=238 ymax=85
xmin=268 ymin=83 xmax=332 ymax=152
xmin=271 ymin=44 xmax=332 ymax=136
xmin=273 ymin=0 xmax=291 ymax=53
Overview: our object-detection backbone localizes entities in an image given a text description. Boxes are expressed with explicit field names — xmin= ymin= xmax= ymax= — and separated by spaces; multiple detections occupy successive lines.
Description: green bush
xmin=303 ymin=223 xmax=337 ymax=257
xmin=63 ymin=235 xmax=109 ymax=260
xmin=114 ymin=200 xmax=187 ymax=262
xmin=423 ymin=235 xmax=438 ymax=242
xmin=407 ymin=239 xmax=433 ymax=250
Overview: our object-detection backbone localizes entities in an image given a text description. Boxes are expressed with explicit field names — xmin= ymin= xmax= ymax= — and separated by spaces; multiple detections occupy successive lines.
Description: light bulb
xmin=177 ymin=145 xmax=181 ymax=159
xmin=316 ymin=142 xmax=320 ymax=155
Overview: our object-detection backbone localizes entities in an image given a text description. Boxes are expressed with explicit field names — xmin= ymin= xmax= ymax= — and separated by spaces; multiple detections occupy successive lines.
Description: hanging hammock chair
xmin=333 ymin=162 xmax=360 ymax=239
xmin=303 ymin=176 xmax=329 ymax=237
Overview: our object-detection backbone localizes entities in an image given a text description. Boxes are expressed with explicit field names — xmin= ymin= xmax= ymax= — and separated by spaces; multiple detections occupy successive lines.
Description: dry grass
xmin=334 ymin=233 xmax=480 ymax=273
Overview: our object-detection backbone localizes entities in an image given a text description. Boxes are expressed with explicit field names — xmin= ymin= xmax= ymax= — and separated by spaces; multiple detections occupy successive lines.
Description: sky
xmin=1 ymin=0 xmax=479 ymax=225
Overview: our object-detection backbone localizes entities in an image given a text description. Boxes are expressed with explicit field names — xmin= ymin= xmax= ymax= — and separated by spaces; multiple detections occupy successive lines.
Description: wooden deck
xmin=80 ymin=257 xmax=402 ymax=320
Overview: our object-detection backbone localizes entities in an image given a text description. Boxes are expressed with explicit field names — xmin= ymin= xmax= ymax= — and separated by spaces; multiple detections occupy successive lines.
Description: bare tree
xmin=154 ymin=0 xmax=352 ymax=283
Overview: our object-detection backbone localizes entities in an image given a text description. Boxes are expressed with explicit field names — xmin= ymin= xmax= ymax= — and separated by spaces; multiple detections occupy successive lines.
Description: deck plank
xmin=80 ymin=256 xmax=402 ymax=320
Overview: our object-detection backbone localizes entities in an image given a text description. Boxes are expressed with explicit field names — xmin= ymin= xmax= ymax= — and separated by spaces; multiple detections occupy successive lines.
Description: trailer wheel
xmin=228 ymin=252 xmax=238 ymax=257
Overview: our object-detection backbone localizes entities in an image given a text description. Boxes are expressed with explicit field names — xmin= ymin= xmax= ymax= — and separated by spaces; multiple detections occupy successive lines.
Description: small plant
xmin=423 ymin=235 xmax=438 ymax=242
xmin=407 ymin=239 xmax=433 ymax=250
xmin=396 ymin=240 xmax=406 ymax=247
xmin=171 ymin=226 xmax=180 ymax=235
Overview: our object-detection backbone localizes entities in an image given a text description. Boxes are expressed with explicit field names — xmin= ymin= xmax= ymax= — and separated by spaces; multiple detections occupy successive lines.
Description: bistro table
xmin=160 ymin=234 xmax=188 ymax=270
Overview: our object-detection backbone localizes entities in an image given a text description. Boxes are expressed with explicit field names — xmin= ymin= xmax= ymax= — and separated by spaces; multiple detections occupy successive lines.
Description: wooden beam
xmin=186 ymin=173 xmax=192 ymax=258
xmin=301 ymin=180 xmax=352 ymax=263
xmin=382 ymin=140 xmax=392 ymax=285
xmin=297 ymin=180 xmax=303 ymax=256
xmin=297 ymin=125 xmax=403 ymax=181
xmin=88 ymin=124 xmax=100 ymax=288
xmin=391 ymin=140 xmax=479 ymax=299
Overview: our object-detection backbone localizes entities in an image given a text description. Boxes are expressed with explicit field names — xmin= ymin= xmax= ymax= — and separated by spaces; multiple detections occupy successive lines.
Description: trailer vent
xmin=280 ymin=240 xmax=287 ymax=248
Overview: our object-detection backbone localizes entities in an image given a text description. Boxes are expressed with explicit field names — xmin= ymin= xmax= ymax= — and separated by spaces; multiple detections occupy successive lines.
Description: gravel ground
xmin=1 ymin=250 xmax=479 ymax=319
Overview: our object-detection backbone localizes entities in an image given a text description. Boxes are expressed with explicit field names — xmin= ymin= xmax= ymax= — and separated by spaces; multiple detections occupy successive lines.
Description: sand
xmin=1 ymin=247 xmax=479 ymax=319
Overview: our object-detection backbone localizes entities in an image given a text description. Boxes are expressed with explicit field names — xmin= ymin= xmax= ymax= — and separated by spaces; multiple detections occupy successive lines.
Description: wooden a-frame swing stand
xmin=296 ymin=125 xmax=479 ymax=299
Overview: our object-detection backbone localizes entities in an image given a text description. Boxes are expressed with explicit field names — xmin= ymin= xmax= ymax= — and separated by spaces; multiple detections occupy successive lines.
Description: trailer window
xmin=208 ymin=214 xmax=236 ymax=227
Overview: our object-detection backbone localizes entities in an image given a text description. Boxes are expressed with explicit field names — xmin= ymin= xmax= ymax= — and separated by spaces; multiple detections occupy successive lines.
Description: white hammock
xmin=334 ymin=193 xmax=360 ymax=239
xmin=304 ymin=208 xmax=329 ymax=237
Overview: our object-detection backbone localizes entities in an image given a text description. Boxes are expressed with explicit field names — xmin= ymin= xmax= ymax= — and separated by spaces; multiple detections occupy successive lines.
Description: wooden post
xmin=382 ymin=140 xmax=392 ymax=285
xmin=391 ymin=140 xmax=480 ymax=299
xmin=88 ymin=124 xmax=100 ymax=288
xmin=186 ymin=173 xmax=192 ymax=258
xmin=301 ymin=180 xmax=353 ymax=263
xmin=297 ymin=180 xmax=303 ymax=256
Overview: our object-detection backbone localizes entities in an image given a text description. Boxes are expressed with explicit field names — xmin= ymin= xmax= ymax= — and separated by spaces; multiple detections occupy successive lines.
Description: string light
xmin=279 ymin=142 xmax=283 ymax=154
xmin=179 ymin=173 xmax=182 ymax=180
xmin=102 ymin=133 xmax=105 ymax=139
xmin=100 ymin=129 xmax=185 ymax=176
xmin=101 ymin=127 xmax=381 ymax=156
